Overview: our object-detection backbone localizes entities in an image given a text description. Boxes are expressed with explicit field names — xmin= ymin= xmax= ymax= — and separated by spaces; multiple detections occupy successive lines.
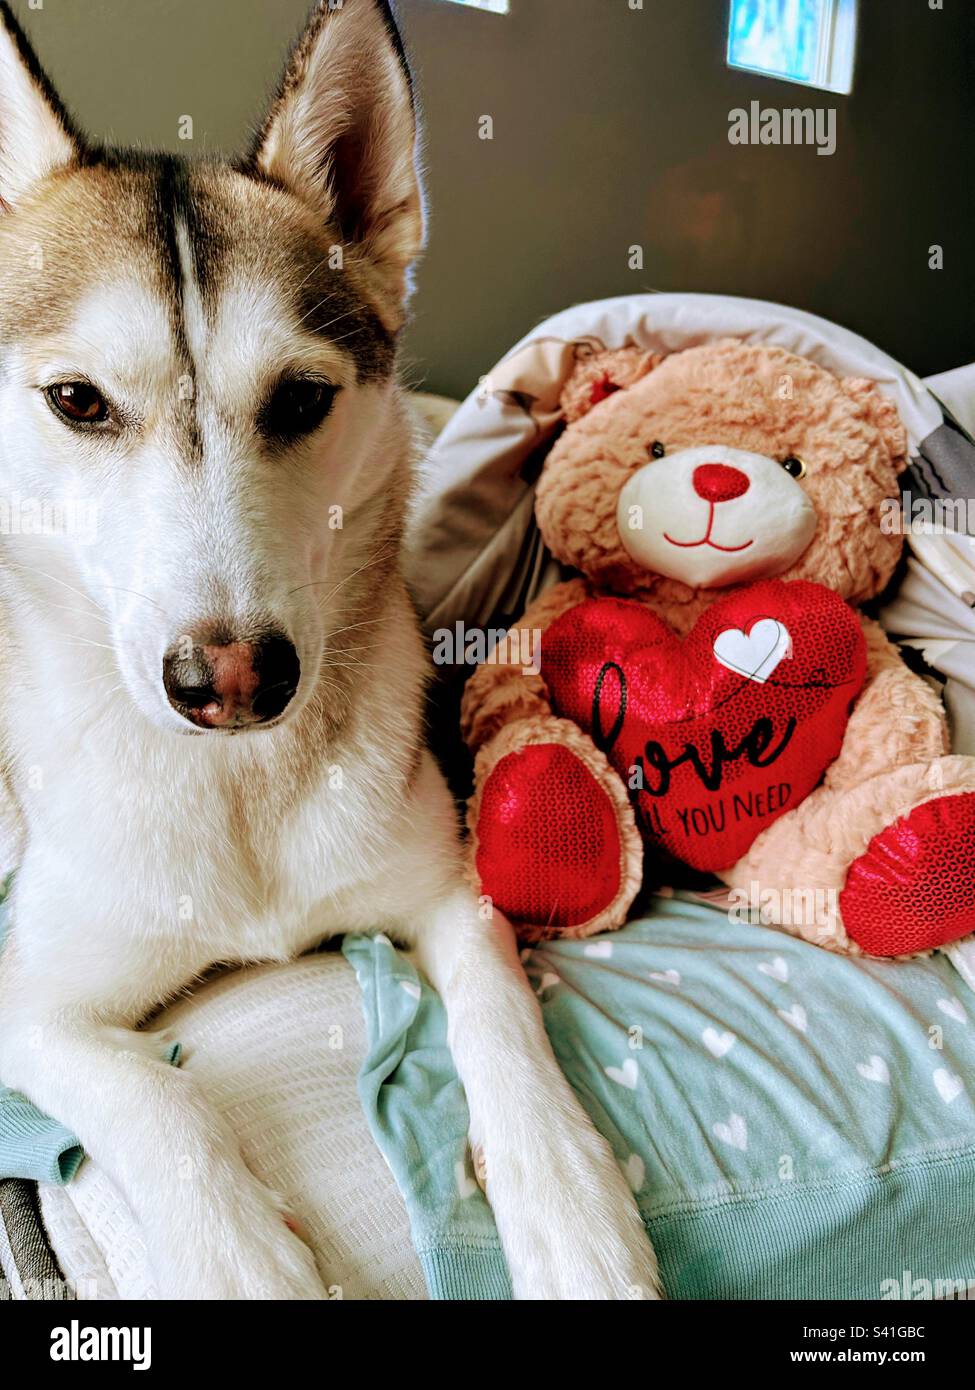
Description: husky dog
xmin=0 ymin=0 xmax=659 ymax=1299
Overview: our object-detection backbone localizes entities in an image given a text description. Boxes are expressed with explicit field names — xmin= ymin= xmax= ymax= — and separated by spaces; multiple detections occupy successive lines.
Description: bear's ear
xmin=843 ymin=378 xmax=910 ymax=474
xmin=560 ymin=346 xmax=661 ymax=423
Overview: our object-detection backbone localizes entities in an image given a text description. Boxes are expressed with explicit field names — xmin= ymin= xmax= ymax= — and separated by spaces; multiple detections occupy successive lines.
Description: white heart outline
xmin=713 ymin=617 xmax=792 ymax=684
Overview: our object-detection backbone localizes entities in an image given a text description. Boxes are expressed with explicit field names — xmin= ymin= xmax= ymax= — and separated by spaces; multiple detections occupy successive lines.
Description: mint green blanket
xmin=4 ymin=888 xmax=975 ymax=1300
xmin=344 ymin=895 xmax=975 ymax=1300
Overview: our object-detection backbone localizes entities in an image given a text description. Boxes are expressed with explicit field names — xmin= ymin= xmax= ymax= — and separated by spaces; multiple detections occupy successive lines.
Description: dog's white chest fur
xmin=5 ymin=593 xmax=435 ymax=1008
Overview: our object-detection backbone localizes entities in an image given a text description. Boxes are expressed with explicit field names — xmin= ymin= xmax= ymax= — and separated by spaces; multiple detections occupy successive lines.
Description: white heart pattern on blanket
xmin=856 ymin=1054 xmax=890 ymax=1085
xmin=454 ymin=1160 xmax=478 ymax=1199
xmin=536 ymin=971 xmax=561 ymax=994
xmin=622 ymin=1153 xmax=646 ymax=1192
xmin=713 ymin=618 xmax=792 ymax=684
xmin=399 ymin=980 xmax=422 ymax=1001
xmin=778 ymin=1003 xmax=808 ymax=1033
xmin=713 ymin=1113 xmax=748 ymax=1151
xmin=649 ymin=969 xmax=681 ymax=985
xmin=584 ymin=940 xmax=614 ymax=959
xmin=702 ymin=1027 xmax=737 ymax=1059
xmin=937 ymin=997 xmax=968 ymax=1024
xmin=934 ymin=1068 xmax=964 ymax=1105
xmin=758 ymin=957 xmax=789 ymax=983
xmin=605 ymin=1058 xmax=638 ymax=1089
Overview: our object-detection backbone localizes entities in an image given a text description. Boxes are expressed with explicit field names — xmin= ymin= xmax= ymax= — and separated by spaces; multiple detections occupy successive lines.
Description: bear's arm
xmin=824 ymin=614 xmax=949 ymax=792
xmin=460 ymin=577 xmax=594 ymax=752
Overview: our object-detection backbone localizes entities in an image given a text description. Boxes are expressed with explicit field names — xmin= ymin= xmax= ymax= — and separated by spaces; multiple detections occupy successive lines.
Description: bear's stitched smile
xmin=663 ymin=502 xmax=754 ymax=553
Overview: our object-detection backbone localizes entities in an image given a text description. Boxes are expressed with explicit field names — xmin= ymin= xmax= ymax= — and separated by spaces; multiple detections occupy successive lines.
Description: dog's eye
xmin=261 ymin=378 xmax=337 ymax=439
xmin=649 ymin=441 xmax=666 ymax=459
xmin=781 ymin=455 xmax=807 ymax=479
xmin=47 ymin=382 xmax=110 ymax=426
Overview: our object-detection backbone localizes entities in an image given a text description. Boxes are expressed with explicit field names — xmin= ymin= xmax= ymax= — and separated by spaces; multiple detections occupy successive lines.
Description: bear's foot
xmin=841 ymin=792 xmax=975 ymax=956
xmin=470 ymin=719 xmax=641 ymax=941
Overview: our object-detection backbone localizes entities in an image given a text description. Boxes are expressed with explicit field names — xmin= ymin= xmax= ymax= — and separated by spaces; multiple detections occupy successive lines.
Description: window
xmin=727 ymin=0 xmax=857 ymax=95
xmin=441 ymin=0 xmax=509 ymax=12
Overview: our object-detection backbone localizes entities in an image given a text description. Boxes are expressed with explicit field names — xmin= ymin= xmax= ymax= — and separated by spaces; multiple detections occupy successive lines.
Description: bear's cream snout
xmin=616 ymin=443 xmax=817 ymax=588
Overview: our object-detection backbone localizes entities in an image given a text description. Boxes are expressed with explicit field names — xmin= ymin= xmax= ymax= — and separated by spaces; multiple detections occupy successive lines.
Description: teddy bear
xmin=460 ymin=338 xmax=975 ymax=957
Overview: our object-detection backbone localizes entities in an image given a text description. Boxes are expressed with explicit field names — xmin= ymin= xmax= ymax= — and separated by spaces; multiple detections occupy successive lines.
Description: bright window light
xmin=442 ymin=0 xmax=509 ymax=12
xmin=727 ymin=0 xmax=857 ymax=95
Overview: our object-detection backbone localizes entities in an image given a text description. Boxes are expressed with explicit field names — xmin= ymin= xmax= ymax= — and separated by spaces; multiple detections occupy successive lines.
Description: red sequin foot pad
xmin=475 ymin=742 xmax=623 ymax=934
xmin=841 ymin=792 xmax=975 ymax=956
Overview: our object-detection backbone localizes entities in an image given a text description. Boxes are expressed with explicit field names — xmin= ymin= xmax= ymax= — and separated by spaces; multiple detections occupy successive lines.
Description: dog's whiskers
xmin=64 ymin=668 xmax=123 ymax=691
xmin=292 ymin=251 xmax=334 ymax=295
xmin=63 ymin=635 xmax=117 ymax=653
xmin=321 ymin=323 xmax=367 ymax=349
xmin=64 ymin=682 xmax=126 ymax=731
xmin=27 ymin=598 xmax=112 ymax=630
xmin=289 ymin=546 xmax=398 ymax=607
xmin=3 ymin=560 xmax=109 ymax=620
xmin=102 ymin=584 xmax=169 ymax=618
xmin=293 ymin=298 xmax=363 ymax=333
xmin=326 ymin=617 xmax=385 ymax=640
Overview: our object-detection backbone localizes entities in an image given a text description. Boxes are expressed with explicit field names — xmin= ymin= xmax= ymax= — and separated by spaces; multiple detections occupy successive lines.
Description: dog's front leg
xmin=0 ymin=966 xmax=326 ymax=1300
xmin=413 ymin=890 xmax=663 ymax=1300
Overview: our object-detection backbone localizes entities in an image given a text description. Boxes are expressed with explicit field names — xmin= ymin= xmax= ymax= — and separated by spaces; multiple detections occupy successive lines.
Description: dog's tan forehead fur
xmin=0 ymin=156 xmax=397 ymax=384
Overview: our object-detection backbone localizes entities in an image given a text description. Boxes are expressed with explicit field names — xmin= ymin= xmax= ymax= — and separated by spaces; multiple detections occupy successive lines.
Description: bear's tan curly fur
xmin=536 ymin=340 xmax=908 ymax=627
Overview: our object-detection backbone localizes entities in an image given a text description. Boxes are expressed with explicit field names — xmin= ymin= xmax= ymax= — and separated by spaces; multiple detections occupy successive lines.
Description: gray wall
xmin=11 ymin=0 xmax=974 ymax=397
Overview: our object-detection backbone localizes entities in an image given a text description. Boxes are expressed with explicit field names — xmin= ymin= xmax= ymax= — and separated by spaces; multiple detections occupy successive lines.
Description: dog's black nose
xmin=163 ymin=633 xmax=300 ymax=729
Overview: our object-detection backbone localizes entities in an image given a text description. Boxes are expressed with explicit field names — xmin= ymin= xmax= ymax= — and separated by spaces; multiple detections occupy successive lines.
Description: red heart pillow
xmin=540 ymin=580 xmax=867 ymax=873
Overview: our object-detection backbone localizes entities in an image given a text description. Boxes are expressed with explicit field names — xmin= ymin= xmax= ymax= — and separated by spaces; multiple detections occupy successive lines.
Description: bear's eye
xmin=781 ymin=455 xmax=807 ymax=479
xmin=649 ymin=441 xmax=666 ymax=459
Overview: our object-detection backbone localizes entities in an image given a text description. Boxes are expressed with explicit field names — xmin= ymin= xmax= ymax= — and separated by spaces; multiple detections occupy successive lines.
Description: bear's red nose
xmin=692 ymin=463 xmax=750 ymax=503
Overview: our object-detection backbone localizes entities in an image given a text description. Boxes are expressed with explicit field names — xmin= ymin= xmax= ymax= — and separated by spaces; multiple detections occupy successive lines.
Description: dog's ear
xmin=0 ymin=1 xmax=82 ymax=209
xmin=251 ymin=0 xmax=423 ymax=309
